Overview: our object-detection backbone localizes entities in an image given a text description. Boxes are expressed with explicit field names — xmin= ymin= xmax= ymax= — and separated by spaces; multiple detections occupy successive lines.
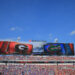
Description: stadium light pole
xmin=17 ymin=37 xmax=21 ymax=42
xmin=54 ymin=38 xmax=58 ymax=43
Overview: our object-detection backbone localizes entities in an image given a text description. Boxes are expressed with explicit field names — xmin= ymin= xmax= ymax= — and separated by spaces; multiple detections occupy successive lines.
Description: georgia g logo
xmin=18 ymin=45 xmax=28 ymax=50
xmin=15 ymin=44 xmax=28 ymax=54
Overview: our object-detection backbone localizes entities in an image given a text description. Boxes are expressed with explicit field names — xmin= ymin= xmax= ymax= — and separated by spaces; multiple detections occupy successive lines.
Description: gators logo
xmin=47 ymin=45 xmax=61 ymax=52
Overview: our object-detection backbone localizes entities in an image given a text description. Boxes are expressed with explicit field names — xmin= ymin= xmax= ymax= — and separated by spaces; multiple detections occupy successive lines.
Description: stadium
xmin=0 ymin=40 xmax=75 ymax=75
xmin=0 ymin=0 xmax=75 ymax=74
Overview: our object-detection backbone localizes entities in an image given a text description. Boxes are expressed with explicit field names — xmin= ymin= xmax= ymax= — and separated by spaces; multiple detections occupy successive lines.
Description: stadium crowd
xmin=0 ymin=63 xmax=75 ymax=75
xmin=0 ymin=55 xmax=75 ymax=61
xmin=0 ymin=55 xmax=75 ymax=75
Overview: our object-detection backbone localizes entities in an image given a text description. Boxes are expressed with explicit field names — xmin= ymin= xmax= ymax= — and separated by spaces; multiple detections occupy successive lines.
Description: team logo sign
xmin=15 ymin=44 xmax=28 ymax=50
xmin=15 ymin=44 xmax=28 ymax=54
xmin=47 ymin=45 xmax=61 ymax=52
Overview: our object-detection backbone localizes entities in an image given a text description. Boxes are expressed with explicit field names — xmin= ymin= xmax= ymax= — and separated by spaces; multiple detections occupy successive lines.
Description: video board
xmin=44 ymin=43 xmax=74 ymax=55
xmin=0 ymin=41 xmax=74 ymax=55
xmin=0 ymin=41 xmax=33 ymax=55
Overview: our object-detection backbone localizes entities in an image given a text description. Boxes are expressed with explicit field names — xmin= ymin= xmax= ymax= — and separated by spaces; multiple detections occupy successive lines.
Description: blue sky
xmin=0 ymin=0 xmax=75 ymax=44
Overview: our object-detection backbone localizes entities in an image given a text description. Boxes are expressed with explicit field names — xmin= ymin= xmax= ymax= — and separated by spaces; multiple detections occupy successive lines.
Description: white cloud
xmin=10 ymin=27 xmax=23 ymax=31
xmin=10 ymin=27 xmax=16 ymax=31
xmin=70 ymin=30 xmax=75 ymax=36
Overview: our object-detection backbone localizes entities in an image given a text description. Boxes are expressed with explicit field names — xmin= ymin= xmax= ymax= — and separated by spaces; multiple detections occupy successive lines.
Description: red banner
xmin=0 ymin=41 xmax=33 ymax=55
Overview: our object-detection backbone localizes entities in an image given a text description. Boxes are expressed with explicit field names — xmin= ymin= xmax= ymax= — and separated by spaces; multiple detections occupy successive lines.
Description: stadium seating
xmin=0 ymin=55 xmax=75 ymax=61
xmin=0 ymin=55 xmax=75 ymax=75
xmin=0 ymin=63 xmax=75 ymax=75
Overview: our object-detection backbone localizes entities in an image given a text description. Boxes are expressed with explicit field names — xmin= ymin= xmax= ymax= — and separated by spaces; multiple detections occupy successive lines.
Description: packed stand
xmin=0 ymin=63 xmax=75 ymax=75
xmin=0 ymin=55 xmax=75 ymax=61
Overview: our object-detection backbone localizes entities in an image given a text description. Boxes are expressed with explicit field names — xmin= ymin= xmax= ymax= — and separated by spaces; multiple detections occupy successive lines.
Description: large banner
xmin=44 ymin=43 xmax=74 ymax=55
xmin=0 ymin=41 xmax=33 ymax=55
xmin=0 ymin=41 xmax=74 ymax=55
